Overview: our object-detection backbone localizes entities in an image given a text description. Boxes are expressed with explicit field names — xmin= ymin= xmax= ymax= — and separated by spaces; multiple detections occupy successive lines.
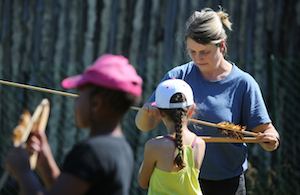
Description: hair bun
xmin=221 ymin=15 xmax=227 ymax=20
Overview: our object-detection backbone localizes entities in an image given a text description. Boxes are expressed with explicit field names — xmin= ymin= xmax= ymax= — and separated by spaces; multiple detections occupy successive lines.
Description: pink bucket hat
xmin=61 ymin=54 xmax=143 ymax=96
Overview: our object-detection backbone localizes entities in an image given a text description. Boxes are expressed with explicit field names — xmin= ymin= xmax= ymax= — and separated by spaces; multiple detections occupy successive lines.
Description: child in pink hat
xmin=5 ymin=54 xmax=142 ymax=195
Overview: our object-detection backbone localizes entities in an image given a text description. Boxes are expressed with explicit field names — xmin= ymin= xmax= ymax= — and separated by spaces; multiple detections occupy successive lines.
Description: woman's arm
xmin=138 ymin=141 xmax=157 ymax=189
xmin=135 ymin=103 xmax=162 ymax=131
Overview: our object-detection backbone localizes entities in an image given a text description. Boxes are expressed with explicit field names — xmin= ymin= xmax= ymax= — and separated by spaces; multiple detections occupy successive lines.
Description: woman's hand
xmin=252 ymin=123 xmax=280 ymax=151
xmin=256 ymin=132 xmax=280 ymax=151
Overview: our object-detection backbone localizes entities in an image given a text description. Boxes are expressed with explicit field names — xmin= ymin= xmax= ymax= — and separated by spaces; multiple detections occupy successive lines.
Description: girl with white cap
xmin=138 ymin=78 xmax=205 ymax=195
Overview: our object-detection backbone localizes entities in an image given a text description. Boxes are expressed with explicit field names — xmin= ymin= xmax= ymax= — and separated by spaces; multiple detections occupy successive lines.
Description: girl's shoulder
xmin=193 ymin=136 xmax=206 ymax=169
xmin=192 ymin=135 xmax=206 ymax=155
xmin=196 ymin=136 xmax=206 ymax=146
xmin=145 ymin=136 xmax=175 ymax=150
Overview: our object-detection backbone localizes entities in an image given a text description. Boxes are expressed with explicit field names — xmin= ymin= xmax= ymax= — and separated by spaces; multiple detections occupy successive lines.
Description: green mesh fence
xmin=0 ymin=56 xmax=299 ymax=195
xmin=245 ymin=56 xmax=300 ymax=195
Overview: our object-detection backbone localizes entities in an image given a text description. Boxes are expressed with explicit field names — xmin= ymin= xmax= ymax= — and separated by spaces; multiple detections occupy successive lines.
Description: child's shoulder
xmin=196 ymin=136 xmax=206 ymax=146
xmin=145 ymin=135 xmax=174 ymax=149
xmin=194 ymin=136 xmax=206 ymax=154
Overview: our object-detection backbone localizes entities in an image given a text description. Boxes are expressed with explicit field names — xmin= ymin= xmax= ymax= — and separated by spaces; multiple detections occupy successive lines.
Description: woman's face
xmin=186 ymin=37 xmax=224 ymax=73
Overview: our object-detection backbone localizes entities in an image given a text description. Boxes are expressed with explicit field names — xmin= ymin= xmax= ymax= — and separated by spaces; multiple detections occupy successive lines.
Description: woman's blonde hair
xmin=184 ymin=7 xmax=232 ymax=55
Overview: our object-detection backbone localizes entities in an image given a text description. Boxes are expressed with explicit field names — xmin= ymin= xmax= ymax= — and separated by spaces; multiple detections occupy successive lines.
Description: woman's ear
xmin=219 ymin=40 xmax=225 ymax=53
xmin=188 ymin=103 xmax=195 ymax=116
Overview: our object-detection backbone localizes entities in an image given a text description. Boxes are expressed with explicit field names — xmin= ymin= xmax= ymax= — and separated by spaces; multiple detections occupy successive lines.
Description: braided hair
xmin=159 ymin=92 xmax=191 ymax=169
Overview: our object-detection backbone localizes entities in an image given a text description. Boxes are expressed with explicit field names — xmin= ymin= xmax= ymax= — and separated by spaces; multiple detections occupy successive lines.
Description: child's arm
xmin=135 ymin=103 xmax=162 ymax=131
xmin=6 ymin=147 xmax=90 ymax=195
xmin=27 ymin=129 xmax=61 ymax=189
xmin=194 ymin=136 xmax=206 ymax=170
xmin=138 ymin=140 xmax=157 ymax=189
xmin=5 ymin=147 xmax=48 ymax=195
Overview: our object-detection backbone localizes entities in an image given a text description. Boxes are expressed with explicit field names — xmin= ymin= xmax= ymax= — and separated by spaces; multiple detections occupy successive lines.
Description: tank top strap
xmin=164 ymin=135 xmax=175 ymax=141
xmin=189 ymin=134 xmax=197 ymax=148
xmin=164 ymin=134 xmax=197 ymax=148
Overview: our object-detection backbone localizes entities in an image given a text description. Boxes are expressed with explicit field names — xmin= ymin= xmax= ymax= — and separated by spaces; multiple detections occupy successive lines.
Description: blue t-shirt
xmin=148 ymin=61 xmax=271 ymax=180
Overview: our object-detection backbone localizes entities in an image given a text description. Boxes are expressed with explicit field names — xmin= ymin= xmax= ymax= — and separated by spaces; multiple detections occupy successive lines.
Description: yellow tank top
xmin=148 ymin=134 xmax=202 ymax=195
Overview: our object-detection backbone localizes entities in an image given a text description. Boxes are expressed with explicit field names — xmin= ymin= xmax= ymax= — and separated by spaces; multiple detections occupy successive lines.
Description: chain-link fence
xmin=243 ymin=56 xmax=300 ymax=195
xmin=0 ymin=56 xmax=299 ymax=195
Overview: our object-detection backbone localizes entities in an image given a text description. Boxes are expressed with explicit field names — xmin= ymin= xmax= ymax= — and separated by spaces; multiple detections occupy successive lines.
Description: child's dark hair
xmin=159 ymin=92 xmax=191 ymax=169
xmin=89 ymin=85 xmax=141 ymax=115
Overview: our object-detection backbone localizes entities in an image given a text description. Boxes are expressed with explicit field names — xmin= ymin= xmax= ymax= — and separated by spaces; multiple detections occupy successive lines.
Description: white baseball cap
xmin=153 ymin=78 xmax=194 ymax=109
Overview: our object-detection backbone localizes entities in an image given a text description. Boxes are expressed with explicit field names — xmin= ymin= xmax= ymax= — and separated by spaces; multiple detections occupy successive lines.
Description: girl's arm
xmin=6 ymin=146 xmax=90 ymax=195
xmin=27 ymin=129 xmax=61 ymax=189
xmin=135 ymin=103 xmax=162 ymax=132
xmin=138 ymin=140 xmax=157 ymax=189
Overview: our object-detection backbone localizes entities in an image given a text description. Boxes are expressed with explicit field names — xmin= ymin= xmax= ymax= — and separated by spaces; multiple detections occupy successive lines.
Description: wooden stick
xmin=130 ymin=106 xmax=143 ymax=111
xmin=189 ymin=119 xmax=258 ymax=137
xmin=0 ymin=80 xmax=78 ymax=98
xmin=0 ymin=80 xmax=258 ymax=137
xmin=0 ymin=99 xmax=50 ymax=191
xmin=29 ymin=100 xmax=50 ymax=170
xmin=19 ymin=99 xmax=49 ymax=145
xmin=131 ymin=106 xmax=258 ymax=137
xmin=0 ymin=80 xmax=142 ymax=116
xmin=200 ymin=137 xmax=270 ymax=143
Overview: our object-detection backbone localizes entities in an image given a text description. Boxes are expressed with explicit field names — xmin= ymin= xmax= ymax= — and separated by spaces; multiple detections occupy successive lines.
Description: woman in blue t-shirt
xmin=135 ymin=7 xmax=280 ymax=195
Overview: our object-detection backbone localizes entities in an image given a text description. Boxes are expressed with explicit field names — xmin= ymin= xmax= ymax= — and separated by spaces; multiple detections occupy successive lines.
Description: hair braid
xmin=160 ymin=93 xmax=190 ymax=169
xmin=173 ymin=108 xmax=186 ymax=168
